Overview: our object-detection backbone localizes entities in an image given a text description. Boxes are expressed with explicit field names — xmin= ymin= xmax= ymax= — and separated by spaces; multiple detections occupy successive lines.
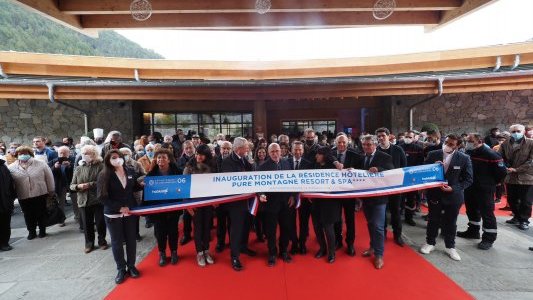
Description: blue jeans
xmin=363 ymin=202 xmax=387 ymax=257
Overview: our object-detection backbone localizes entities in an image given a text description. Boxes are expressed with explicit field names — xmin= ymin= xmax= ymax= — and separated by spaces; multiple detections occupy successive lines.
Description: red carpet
xmin=107 ymin=213 xmax=473 ymax=300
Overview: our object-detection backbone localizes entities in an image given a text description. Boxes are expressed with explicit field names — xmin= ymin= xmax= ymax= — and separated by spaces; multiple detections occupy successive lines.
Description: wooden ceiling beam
xmin=80 ymin=11 xmax=440 ymax=29
xmin=59 ymin=0 xmax=462 ymax=14
xmin=431 ymin=0 xmax=498 ymax=31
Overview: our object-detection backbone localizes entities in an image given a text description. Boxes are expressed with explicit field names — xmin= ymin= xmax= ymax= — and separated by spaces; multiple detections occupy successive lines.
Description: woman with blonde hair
xmin=71 ymin=145 xmax=108 ymax=253
xmin=8 ymin=146 xmax=54 ymax=240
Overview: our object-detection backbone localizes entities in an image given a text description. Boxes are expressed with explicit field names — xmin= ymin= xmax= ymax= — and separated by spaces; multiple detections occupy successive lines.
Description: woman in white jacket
xmin=8 ymin=146 xmax=55 ymax=240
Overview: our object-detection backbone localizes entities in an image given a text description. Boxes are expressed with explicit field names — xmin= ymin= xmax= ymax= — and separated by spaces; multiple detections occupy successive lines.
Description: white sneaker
xmin=420 ymin=244 xmax=435 ymax=254
xmin=445 ymin=248 xmax=461 ymax=261
xmin=197 ymin=251 xmax=206 ymax=267
xmin=204 ymin=251 xmax=214 ymax=265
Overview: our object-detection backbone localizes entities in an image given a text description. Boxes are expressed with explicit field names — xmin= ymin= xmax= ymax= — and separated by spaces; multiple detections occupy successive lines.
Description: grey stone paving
xmin=1 ymin=212 xmax=532 ymax=300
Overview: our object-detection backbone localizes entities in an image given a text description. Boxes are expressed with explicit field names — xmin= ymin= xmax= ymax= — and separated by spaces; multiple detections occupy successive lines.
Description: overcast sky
xmin=117 ymin=0 xmax=533 ymax=61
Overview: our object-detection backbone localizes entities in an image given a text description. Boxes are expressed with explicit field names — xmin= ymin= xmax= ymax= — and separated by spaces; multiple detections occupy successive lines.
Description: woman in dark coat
xmin=144 ymin=148 xmax=183 ymax=267
xmin=183 ymin=144 xmax=217 ymax=267
xmin=0 ymin=158 xmax=16 ymax=251
xmin=97 ymin=149 xmax=141 ymax=284
xmin=311 ymin=146 xmax=341 ymax=263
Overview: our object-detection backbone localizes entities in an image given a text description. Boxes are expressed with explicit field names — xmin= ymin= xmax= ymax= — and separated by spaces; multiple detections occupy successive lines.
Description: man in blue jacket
xmin=420 ymin=134 xmax=473 ymax=261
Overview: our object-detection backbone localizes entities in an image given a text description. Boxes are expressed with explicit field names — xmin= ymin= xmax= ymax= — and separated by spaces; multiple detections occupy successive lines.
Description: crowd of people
xmin=0 ymin=124 xmax=532 ymax=285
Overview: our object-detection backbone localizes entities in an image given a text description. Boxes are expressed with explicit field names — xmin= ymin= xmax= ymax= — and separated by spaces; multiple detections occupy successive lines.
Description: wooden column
xmin=253 ymin=100 xmax=267 ymax=139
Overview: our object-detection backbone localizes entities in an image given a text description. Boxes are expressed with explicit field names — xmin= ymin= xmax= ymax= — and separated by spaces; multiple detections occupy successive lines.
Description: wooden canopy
xmin=10 ymin=0 xmax=497 ymax=36
xmin=1 ymin=42 xmax=532 ymax=101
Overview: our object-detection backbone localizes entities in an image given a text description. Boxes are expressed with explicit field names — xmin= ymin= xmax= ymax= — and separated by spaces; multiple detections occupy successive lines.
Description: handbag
xmin=45 ymin=194 xmax=66 ymax=227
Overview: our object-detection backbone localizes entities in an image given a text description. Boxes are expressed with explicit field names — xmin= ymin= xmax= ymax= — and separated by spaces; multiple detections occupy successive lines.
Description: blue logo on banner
xmin=144 ymin=175 xmax=192 ymax=200
xmin=402 ymin=164 xmax=445 ymax=186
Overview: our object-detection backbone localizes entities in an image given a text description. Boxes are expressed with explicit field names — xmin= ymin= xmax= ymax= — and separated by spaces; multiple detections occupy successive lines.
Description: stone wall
xmin=389 ymin=90 xmax=533 ymax=135
xmin=0 ymin=99 xmax=133 ymax=145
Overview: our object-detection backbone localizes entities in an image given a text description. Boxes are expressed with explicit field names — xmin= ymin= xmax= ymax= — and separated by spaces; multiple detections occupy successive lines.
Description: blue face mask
xmin=18 ymin=154 xmax=31 ymax=162
xmin=147 ymin=151 xmax=154 ymax=158
xmin=137 ymin=151 xmax=145 ymax=156
xmin=511 ymin=132 xmax=524 ymax=140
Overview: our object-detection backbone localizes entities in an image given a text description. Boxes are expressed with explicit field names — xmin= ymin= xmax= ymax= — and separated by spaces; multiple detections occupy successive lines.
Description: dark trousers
xmin=153 ymin=211 xmax=181 ymax=252
xmin=225 ymin=201 xmax=248 ymax=258
xmin=253 ymin=211 xmax=265 ymax=240
xmin=404 ymin=191 xmax=418 ymax=220
xmin=426 ymin=199 xmax=462 ymax=248
xmin=182 ymin=210 xmax=193 ymax=238
xmin=18 ymin=195 xmax=47 ymax=234
xmin=334 ymin=199 xmax=356 ymax=246
xmin=464 ymin=185 xmax=497 ymax=243
xmin=0 ymin=211 xmax=11 ymax=246
xmin=194 ymin=206 xmax=214 ymax=253
xmin=80 ymin=204 xmax=107 ymax=248
xmin=216 ymin=206 xmax=230 ymax=245
xmin=495 ymin=183 xmax=505 ymax=200
xmin=363 ymin=202 xmax=386 ymax=257
xmin=105 ymin=215 xmax=138 ymax=270
xmin=386 ymin=194 xmax=403 ymax=237
xmin=507 ymin=184 xmax=533 ymax=223
xmin=288 ymin=207 xmax=298 ymax=245
xmin=264 ymin=204 xmax=290 ymax=256
xmin=298 ymin=199 xmax=312 ymax=245
xmin=311 ymin=209 xmax=335 ymax=256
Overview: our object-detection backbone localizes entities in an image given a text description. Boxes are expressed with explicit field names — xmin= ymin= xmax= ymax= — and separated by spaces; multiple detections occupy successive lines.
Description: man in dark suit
xmin=258 ymin=143 xmax=294 ymax=266
xmin=360 ymin=135 xmax=394 ymax=270
xmin=215 ymin=141 xmax=233 ymax=253
xmin=420 ymin=134 xmax=473 ymax=261
xmin=376 ymin=127 xmax=407 ymax=247
xmin=332 ymin=134 xmax=364 ymax=256
xmin=287 ymin=141 xmax=313 ymax=254
xmin=220 ymin=137 xmax=257 ymax=271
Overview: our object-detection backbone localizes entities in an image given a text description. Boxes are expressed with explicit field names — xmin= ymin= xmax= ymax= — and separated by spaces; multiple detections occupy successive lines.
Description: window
xmin=143 ymin=112 xmax=253 ymax=141
xmin=281 ymin=120 xmax=336 ymax=137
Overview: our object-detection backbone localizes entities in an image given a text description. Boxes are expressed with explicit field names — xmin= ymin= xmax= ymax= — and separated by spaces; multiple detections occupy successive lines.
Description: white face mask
xmin=443 ymin=144 xmax=454 ymax=154
xmin=464 ymin=142 xmax=476 ymax=151
xmin=403 ymin=138 xmax=413 ymax=144
xmin=82 ymin=155 xmax=93 ymax=163
xmin=110 ymin=158 xmax=124 ymax=167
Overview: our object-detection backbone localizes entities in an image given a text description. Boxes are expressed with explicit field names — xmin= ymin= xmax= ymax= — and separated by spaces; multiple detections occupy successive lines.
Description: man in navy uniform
xmin=457 ymin=133 xmax=507 ymax=250
xmin=420 ymin=134 xmax=473 ymax=261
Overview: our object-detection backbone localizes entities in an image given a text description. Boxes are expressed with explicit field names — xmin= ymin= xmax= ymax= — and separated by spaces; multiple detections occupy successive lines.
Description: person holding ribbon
xmin=184 ymin=144 xmax=217 ymax=267
xmin=144 ymin=148 xmax=183 ymax=267
xmin=97 ymin=149 xmax=141 ymax=284
xmin=311 ymin=146 xmax=341 ymax=264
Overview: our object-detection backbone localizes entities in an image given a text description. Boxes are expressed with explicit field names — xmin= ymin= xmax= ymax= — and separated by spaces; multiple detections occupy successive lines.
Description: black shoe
xmin=267 ymin=255 xmax=276 ymax=267
xmin=506 ymin=218 xmax=520 ymax=225
xmin=231 ymin=257 xmax=243 ymax=271
xmin=280 ymin=252 xmax=292 ymax=263
xmin=241 ymin=247 xmax=257 ymax=257
xmin=38 ymin=230 xmax=46 ymax=238
xmin=394 ymin=236 xmax=405 ymax=247
xmin=215 ymin=243 xmax=225 ymax=253
xmin=346 ymin=245 xmax=355 ymax=256
xmin=518 ymin=222 xmax=529 ymax=230
xmin=180 ymin=235 xmax=192 ymax=246
xmin=27 ymin=232 xmax=37 ymax=240
xmin=457 ymin=230 xmax=481 ymax=239
xmin=499 ymin=206 xmax=512 ymax=211
xmin=144 ymin=221 xmax=153 ymax=228
xmin=529 ymin=247 xmax=533 ymax=251
xmin=477 ymin=241 xmax=493 ymax=250
xmin=315 ymin=249 xmax=326 ymax=259
xmin=159 ymin=251 xmax=167 ymax=267
xmin=328 ymin=254 xmax=336 ymax=264
xmin=0 ymin=245 xmax=13 ymax=251
xmin=171 ymin=250 xmax=179 ymax=265
xmin=128 ymin=266 xmax=140 ymax=278
xmin=136 ymin=234 xmax=142 ymax=242
xmin=115 ymin=269 xmax=127 ymax=284
xmin=405 ymin=218 xmax=416 ymax=226
xmin=299 ymin=243 xmax=307 ymax=255
xmin=290 ymin=244 xmax=299 ymax=255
